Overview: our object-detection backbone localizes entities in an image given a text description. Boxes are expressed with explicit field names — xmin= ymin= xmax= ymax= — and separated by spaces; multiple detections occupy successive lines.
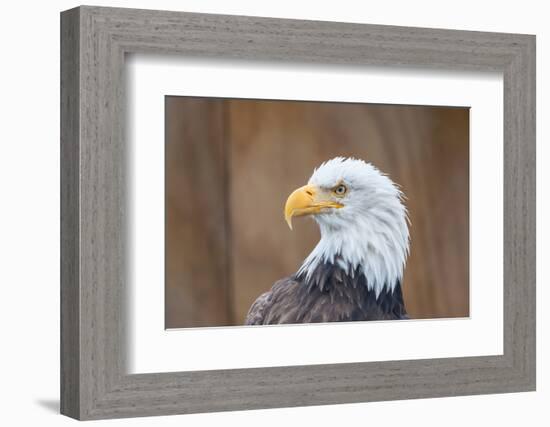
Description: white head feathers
xmin=297 ymin=157 xmax=410 ymax=297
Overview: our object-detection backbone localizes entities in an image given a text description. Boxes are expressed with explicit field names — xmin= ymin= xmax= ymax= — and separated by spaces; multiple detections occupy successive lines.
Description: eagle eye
xmin=333 ymin=184 xmax=347 ymax=196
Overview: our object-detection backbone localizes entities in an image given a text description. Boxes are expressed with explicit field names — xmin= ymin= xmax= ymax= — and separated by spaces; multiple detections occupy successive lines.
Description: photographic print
xmin=60 ymin=8 xmax=536 ymax=418
xmin=165 ymin=97 xmax=469 ymax=328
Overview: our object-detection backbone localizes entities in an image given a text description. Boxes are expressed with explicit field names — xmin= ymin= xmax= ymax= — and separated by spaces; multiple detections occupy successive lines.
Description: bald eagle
xmin=245 ymin=157 xmax=410 ymax=325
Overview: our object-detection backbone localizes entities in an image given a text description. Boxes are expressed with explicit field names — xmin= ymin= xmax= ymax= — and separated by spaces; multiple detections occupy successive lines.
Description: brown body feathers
xmin=245 ymin=262 xmax=407 ymax=325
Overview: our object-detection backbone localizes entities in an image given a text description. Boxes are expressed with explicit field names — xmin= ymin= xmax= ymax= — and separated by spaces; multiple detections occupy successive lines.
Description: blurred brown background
xmin=165 ymin=96 xmax=469 ymax=329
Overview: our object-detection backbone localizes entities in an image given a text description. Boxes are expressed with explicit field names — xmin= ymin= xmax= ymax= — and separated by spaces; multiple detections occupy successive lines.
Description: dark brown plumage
xmin=245 ymin=261 xmax=407 ymax=325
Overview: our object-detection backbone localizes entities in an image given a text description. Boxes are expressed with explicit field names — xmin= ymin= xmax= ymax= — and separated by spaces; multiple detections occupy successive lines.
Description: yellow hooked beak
xmin=284 ymin=184 xmax=343 ymax=230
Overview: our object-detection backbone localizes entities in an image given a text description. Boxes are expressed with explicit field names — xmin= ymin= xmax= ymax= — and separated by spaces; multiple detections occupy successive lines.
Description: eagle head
xmin=284 ymin=157 xmax=410 ymax=297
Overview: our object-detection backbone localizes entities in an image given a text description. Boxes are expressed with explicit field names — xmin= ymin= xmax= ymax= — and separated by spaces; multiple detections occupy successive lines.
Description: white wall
xmin=0 ymin=0 xmax=546 ymax=425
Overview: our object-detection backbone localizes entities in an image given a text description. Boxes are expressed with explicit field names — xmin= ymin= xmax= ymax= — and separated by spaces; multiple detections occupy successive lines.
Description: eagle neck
xmin=296 ymin=209 xmax=409 ymax=298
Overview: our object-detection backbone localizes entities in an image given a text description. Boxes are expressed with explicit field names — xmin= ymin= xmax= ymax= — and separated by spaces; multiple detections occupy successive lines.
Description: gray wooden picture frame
xmin=60 ymin=5 xmax=536 ymax=420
